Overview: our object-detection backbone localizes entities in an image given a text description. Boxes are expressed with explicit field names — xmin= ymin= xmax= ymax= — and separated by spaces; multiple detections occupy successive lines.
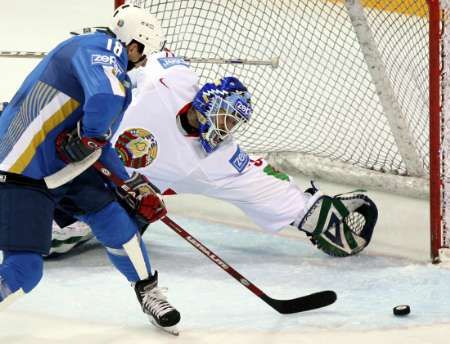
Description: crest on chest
xmin=115 ymin=128 xmax=158 ymax=168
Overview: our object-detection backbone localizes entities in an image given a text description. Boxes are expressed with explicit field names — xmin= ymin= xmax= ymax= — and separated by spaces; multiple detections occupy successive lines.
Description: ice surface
xmin=1 ymin=216 xmax=450 ymax=343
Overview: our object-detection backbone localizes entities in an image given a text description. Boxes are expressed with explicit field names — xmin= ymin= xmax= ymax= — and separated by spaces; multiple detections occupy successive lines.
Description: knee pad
xmin=80 ymin=201 xmax=138 ymax=248
xmin=0 ymin=251 xmax=43 ymax=293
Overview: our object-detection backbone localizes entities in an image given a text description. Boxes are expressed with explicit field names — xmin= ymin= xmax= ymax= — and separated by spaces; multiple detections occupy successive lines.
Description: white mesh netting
xmin=125 ymin=0 xmax=429 ymax=175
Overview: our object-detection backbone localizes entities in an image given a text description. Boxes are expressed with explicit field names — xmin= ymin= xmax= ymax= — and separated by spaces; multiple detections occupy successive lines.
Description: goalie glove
xmin=296 ymin=187 xmax=378 ymax=257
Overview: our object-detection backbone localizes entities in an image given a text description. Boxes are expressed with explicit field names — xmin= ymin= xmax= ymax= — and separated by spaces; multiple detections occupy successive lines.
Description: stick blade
xmin=44 ymin=149 xmax=101 ymax=189
xmin=262 ymin=290 xmax=337 ymax=314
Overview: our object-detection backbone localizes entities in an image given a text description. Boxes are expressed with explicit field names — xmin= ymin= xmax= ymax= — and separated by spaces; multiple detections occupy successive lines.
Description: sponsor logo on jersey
xmin=91 ymin=54 xmax=117 ymax=65
xmin=229 ymin=146 xmax=249 ymax=173
xmin=115 ymin=128 xmax=158 ymax=168
xmin=157 ymin=57 xmax=189 ymax=69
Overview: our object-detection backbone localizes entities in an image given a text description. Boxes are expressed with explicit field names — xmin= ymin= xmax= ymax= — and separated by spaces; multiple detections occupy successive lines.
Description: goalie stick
xmin=92 ymin=160 xmax=337 ymax=314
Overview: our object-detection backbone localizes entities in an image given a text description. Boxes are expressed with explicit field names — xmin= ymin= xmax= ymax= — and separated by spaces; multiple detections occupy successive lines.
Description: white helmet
xmin=111 ymin=4 xmax=165 ymax=56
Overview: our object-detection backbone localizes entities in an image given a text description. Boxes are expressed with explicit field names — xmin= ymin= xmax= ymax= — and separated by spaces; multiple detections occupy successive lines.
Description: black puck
xmin=393 ymin=305 xmax=410 ymax=316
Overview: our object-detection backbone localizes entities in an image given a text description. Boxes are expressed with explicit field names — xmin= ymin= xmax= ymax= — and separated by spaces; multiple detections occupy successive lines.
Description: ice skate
xmin=134 ymin=271 xmax=180 ymax=335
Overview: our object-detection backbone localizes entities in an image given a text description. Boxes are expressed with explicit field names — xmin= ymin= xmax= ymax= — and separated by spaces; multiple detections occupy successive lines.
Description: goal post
xmin=428 ymin=0 xmax=443 ymax=263
xmin=113 ymin=1 xmax=447 ymax=262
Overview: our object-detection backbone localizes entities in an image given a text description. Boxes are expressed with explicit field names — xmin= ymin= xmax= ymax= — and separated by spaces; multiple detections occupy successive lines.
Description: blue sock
xmin=0 ymin=251 xmax=43 ymax=300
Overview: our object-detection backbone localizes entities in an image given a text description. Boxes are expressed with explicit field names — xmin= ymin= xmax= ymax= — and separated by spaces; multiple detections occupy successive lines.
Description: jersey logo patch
xmin=229 ymin=146 xmax=249 ymax=173
xmin=92 ymin=54 xmax=125 ymax=77
xmin=157 ymin=57 xmax=189 ymax=69
xmin=91 ymin=54 xmax=116 ymax=65
xmin=115 ymin=128 xmax=158 ymax=168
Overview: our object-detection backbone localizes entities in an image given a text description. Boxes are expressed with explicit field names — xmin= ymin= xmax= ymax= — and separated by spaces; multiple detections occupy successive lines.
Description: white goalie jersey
xmin=114 ymin=52 xmax=310 ymax=232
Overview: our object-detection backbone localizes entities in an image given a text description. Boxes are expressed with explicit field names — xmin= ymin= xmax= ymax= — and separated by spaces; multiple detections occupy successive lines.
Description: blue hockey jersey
xmin=0 ymin=31 xmax=132 ymax=180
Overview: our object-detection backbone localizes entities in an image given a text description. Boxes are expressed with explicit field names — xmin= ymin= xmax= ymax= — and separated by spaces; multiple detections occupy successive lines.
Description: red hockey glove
xmin=116 ymin=172 xmax=167 ymax=224
xmin=56 ymin=122 xmax=108 ymax=163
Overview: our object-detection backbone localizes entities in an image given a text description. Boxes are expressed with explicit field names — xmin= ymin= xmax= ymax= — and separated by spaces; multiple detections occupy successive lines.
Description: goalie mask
xmin=192 ymin=77 xmax=253 ymax=154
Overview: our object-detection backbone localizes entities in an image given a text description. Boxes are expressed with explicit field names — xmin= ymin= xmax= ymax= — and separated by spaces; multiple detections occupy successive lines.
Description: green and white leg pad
xmin=47 ymin=221 xmax=94 ymax=257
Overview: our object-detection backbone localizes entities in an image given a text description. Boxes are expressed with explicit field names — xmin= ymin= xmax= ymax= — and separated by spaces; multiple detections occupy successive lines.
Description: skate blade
xmin=150 ymin=318 xmax=179 ymax=336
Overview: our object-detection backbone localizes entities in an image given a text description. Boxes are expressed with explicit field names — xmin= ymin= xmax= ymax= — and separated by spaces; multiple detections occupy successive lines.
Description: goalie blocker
xmin=293 ymin=183 xmax=378 ymax=257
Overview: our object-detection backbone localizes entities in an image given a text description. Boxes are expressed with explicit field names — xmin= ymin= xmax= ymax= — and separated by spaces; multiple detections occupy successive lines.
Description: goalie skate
xmin=134 ymin=271 xmax=181 ymax=336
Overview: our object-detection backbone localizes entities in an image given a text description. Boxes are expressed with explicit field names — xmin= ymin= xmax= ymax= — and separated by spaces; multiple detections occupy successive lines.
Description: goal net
xmin=114 ymin=1 xmax=447 ymax=261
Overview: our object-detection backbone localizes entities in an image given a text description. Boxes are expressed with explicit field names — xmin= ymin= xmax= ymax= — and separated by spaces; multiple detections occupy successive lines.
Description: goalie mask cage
xmin=114 ymin=0 xmax=447 ymax=262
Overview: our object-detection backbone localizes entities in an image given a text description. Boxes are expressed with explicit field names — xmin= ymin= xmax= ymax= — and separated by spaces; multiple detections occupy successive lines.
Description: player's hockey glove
xmin=295 ymin=183 xmax=378 ymax=257
xmin=56 ymin=121 xmax=108 ymax=163
xmin=116 ymin=172 xmax=167 ymax=224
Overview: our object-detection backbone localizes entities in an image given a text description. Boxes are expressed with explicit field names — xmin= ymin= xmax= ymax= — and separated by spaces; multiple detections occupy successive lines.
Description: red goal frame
xmin=428 ymin=0 xmax=444 ymax=263
xmin=115 ymin=0 xmax=125 ymax=8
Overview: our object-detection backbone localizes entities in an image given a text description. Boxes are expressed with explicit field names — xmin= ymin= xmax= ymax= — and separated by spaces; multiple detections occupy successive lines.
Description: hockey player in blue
xmin=0 ymin=4 xmax=180 ymax=334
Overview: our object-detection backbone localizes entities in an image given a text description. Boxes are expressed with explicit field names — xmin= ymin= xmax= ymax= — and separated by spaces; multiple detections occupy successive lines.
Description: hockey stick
xmin=0 ymin=51 xmax=279 ymax=68
xmin=93 ymin=161 xmax=337 ymax=314
xmin=44 ymin=149 xmax=102 ymax=189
